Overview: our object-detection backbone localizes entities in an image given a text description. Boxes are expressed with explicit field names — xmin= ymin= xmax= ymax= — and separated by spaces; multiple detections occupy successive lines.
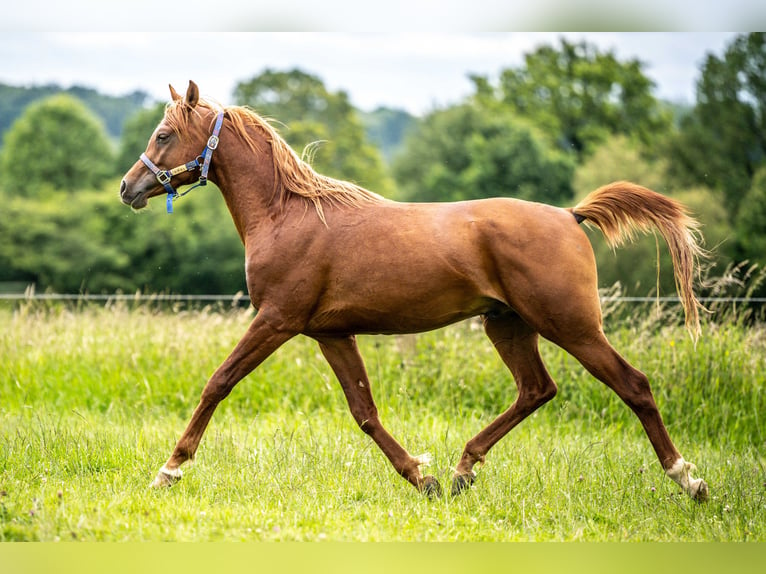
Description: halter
xmin=139 ymin=110 xmax=225 ymax=213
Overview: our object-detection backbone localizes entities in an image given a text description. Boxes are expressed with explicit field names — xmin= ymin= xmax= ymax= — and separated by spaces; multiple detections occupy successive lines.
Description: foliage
xmin=0 ymin=306 xmax=764 ymax=541
xmin=0 ymin=82 xmax=151 ymax=141
xmin=736 ymin=167 xmax=766 ymax=264
xmin=0 ymin=95 xmax=114 ymax=197
xmin=64 ymin=86 xmax=152 ymax=140
xmin=572 ymin=135 xmax=669 ymax=199
xmin=665 ymin=33 xmax=766 ymax=217
xmin=233 ymin=69 xmax=395 ymax=197
xmin=573 ymin=135 xmax=735 ymax=294
xmin=392 ymin=104 xmax=574 ymax=204
xmin=0 ymin=193 xmax=128 ymax=290
xmin=470 ymin=38 xmax=670 ymax=159
xmin=94 ymin=187 xmax=246 ymax=295
xmin=0 ymin=184 xmax=245 ymax=294
xmin=115 ymin=103 xmax=166 ymax=174
xmin=359 ymin=106 xmax=416 ymax=163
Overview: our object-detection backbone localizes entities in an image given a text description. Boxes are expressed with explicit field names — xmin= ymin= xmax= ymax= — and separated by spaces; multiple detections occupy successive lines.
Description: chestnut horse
xmin=120 ymin=81 xmax=708 ymax=501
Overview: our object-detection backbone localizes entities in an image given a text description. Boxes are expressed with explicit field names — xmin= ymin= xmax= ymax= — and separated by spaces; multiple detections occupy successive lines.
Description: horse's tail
xmin=570 ymin=181 xmax=705 ymax=340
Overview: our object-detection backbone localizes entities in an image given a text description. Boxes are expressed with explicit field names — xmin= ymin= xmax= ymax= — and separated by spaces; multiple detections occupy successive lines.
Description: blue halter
xmin=139 ymin=110 xmax=225 ymax=213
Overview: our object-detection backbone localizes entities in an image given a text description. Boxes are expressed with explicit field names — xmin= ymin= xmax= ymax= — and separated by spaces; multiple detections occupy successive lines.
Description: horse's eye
xmin=156 ymin=133 xmax=170 ymax=144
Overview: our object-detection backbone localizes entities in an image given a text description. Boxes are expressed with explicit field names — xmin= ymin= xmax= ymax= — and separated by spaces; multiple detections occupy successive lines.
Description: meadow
xmin=0 ymin=299 xmax=764 ymax=542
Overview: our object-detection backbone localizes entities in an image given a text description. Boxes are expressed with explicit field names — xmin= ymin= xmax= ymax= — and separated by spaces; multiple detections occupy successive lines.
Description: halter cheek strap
xmin=139 ymin=110 xmax=225 ymax=213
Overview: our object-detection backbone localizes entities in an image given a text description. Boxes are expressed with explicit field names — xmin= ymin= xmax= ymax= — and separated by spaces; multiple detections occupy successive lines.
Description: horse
xmin=119 ymin=81 xmax=708 ymax=501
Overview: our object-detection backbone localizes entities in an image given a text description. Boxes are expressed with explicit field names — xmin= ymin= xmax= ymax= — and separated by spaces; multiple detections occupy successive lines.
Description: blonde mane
xmin=165 ymin=98 xmax=384 ymax=223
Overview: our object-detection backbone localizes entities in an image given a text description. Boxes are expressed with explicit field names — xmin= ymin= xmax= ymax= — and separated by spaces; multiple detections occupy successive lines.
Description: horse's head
xmin=120 ymin=81 xmax=222 ymax=210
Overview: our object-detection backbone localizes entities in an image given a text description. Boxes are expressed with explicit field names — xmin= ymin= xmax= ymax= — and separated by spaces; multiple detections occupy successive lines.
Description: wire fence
xmin=0 ymin=291 xmax=253 ymax=309
xmin=0 ymin=293 xmax=249 ymax=303
xmin=3 ymin=292 xmax=766 ymax=325
xmin=600 ymin=296 xmax=766 ymax=303
xmin=1 ymin=292 xmax=765 ymax=305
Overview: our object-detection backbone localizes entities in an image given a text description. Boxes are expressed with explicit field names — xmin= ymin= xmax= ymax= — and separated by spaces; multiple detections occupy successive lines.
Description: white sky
xmin=0 ymin=32 xmax=741 ymax=115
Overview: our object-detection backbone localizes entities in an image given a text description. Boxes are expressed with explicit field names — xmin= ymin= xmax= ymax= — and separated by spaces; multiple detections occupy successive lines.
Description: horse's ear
xmin=184 ymin=81 xmax=199 ymax=108
xmin=169 ymin=84 xmax=182 ymax=102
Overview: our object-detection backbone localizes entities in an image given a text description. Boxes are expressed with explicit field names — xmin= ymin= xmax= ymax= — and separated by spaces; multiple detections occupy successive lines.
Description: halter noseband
xmin=139 ymin=110 xmax=225 ymax=213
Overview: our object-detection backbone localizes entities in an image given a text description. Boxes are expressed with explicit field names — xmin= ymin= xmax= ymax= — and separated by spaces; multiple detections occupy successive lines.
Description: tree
xmin=471 ymin=38 xmax=669 ymax=159
xmin=572 ymin=134 xmax=670 ymax=200
xmin=0 ymin=94 xmax=114 ymax=196
xmin=0 ymin=182 xmax=246 ymax=294
xmin=360 ymin=107 xmax=416 ymax=163
xmin=573 ymin=135 xmax=733 ymax=295
xmin=65 ymin=86 xmax=151 ymax=139
xmin=0 ymin=82 xmax=151 ymax=141
xmin=0 ymin=191 xmax=129 ymax=291
xmin=233 ymin=69 xmax=394 ymax=197
xmin=392 ymin=104 xmax=574 ymax=205
xmin=666 ymin=33 xmax=766 ymax=217
xmin=736 ymin=167 xmax=766 ymax=267
xmin=116 ymin=103 xmax=166 ymax=173
xmin=97 ymin=185 xmax=246 ymax=294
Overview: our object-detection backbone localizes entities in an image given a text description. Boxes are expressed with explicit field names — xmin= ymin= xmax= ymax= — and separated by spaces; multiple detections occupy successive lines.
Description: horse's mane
xmin=165 ymin=98 xmax=384 ymax=223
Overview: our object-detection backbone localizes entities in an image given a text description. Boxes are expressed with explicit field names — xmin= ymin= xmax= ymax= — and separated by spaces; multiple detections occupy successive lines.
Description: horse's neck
xmin=211 ymin=130 xmax=280 ymax=244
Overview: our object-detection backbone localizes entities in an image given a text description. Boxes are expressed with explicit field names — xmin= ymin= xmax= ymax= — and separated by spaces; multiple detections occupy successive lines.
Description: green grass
xmin=1 ymin=302 xmax=764 ymax=541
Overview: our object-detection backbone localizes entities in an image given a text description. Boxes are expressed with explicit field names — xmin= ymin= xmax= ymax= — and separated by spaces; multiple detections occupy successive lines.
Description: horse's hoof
xmin=692 ymin=479 xmax=709 ymax=503
xmin=419 ymin=475 xmax=442 ymax=499
xmin=150 ymin=465 xmax=182 ymax=489
xmin=451 ymin=472 xmax=475 ymax=497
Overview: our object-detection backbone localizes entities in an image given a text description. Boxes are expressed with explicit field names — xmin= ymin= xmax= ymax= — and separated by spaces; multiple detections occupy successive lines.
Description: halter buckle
xmin=156 ymin=171 xmax=171 ymax=185
xmin=207 ymin=134 xmax=219 ymax=150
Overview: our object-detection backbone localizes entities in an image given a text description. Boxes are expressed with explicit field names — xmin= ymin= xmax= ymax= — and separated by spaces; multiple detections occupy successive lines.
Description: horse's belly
xmin=304 ymin=291 xmax=505 ymax=336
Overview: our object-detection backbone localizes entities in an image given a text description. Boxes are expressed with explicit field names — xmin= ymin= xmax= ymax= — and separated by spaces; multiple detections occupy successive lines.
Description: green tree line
xmin=0 ymin=82 xmax=150 ymax=141
xmin=1 ymin=34 xmax=765 ymax=297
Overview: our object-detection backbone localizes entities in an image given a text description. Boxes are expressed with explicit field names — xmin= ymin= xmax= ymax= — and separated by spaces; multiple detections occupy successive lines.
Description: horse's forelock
xmin=163 ymin=98 xmax=220 ymax=141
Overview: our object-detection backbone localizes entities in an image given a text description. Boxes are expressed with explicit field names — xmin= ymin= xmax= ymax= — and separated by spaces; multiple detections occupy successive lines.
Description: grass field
xmin=1 ymin=301 xmax=764 ymax=541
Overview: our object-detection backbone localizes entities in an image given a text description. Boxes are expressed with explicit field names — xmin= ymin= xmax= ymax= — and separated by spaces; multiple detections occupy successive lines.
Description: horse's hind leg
xmin=452 ymin=311 xmax=558 ymax=495
xmin=316 ymin=335 xmax=442 ymax=497
xmin=562 ymin=332 xmax=709 ymax=501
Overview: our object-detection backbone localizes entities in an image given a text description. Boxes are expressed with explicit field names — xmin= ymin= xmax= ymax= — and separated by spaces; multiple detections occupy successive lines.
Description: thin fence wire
xmin=0 ymin=293 xmax=248 ymax=302
xmin=600 ymin=296 xmax=766 ymax=303
xmin=0 ymin=292 xmax=253 ymax=308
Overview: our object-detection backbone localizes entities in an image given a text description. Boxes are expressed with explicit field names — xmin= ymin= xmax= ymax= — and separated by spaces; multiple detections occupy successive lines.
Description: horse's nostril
xmin=120 ymin=179 xmax=127 ymax=195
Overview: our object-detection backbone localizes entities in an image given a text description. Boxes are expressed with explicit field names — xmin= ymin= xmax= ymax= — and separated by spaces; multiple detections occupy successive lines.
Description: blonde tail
xmin=571 ymin=181 xmax=705 ymax=339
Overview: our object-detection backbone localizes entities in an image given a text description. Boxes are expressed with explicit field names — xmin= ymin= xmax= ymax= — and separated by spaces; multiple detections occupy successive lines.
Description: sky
xmin=0 ymin=32 xmax=741 ymax=116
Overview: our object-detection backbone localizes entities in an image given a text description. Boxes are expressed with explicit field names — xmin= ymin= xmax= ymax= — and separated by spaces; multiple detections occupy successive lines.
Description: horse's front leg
xmin=151 ymin=311 xmax=295 ymax=488
xmin=316 ymin=335 xmax=442 ymax=497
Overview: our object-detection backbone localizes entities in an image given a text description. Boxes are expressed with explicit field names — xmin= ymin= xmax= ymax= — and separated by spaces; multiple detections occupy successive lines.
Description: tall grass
xmin=1 ymin=300 xmax=764 ymax=541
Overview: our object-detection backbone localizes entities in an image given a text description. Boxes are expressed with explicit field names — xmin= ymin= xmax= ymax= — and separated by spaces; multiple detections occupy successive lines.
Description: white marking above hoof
xmin=150 ymin=465 xmax=182 ymax=488
xmin=414 ymin=453 xmax=433 ymax=467
xmin=666 ymin=458 xmax=708 ymax=501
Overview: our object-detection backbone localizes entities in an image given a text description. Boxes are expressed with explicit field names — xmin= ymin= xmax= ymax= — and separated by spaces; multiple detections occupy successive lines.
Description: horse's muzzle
xmin=120 ymin=179 xmax=148 ymax=209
